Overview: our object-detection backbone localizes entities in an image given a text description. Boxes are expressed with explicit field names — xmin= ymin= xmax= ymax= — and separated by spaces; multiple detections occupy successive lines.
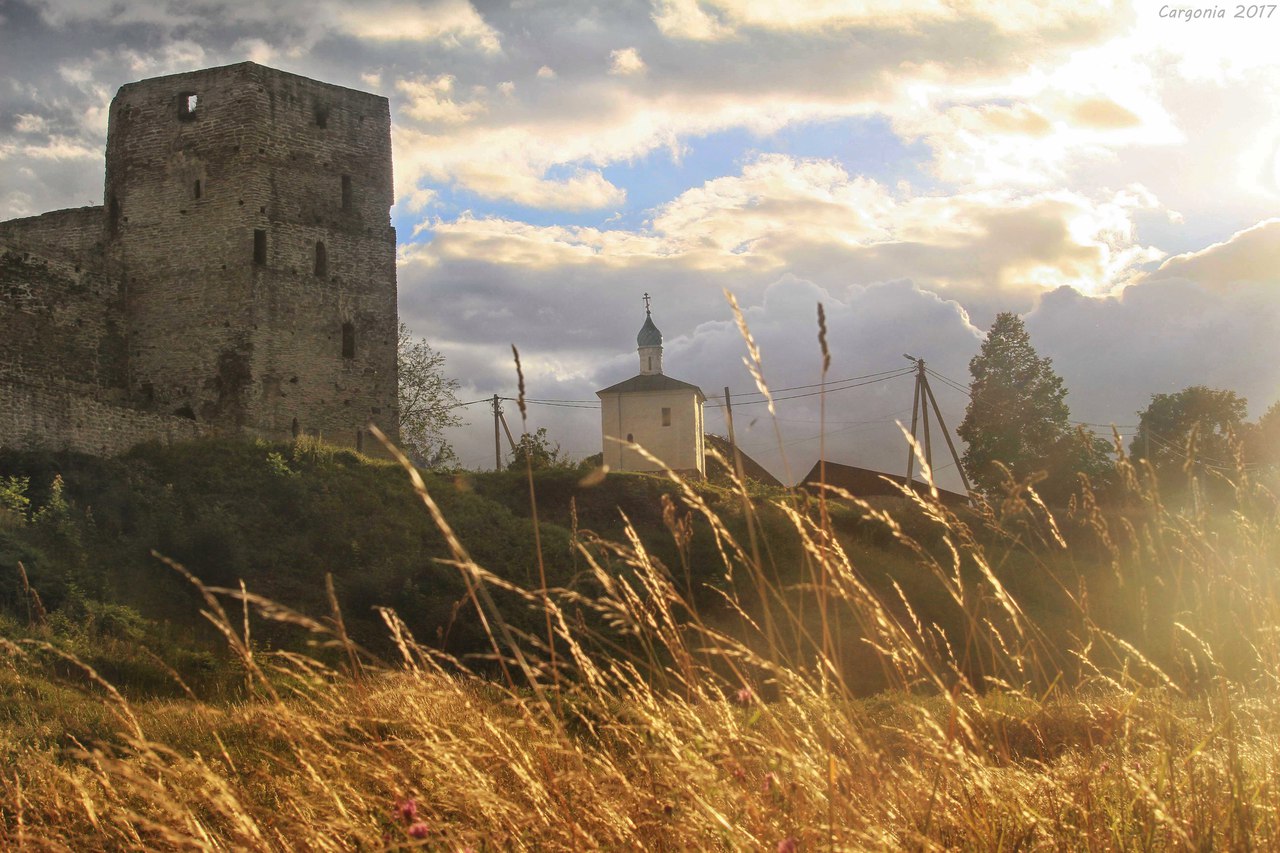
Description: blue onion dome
xmin=637 ymin=313 xmax=663 ymax=347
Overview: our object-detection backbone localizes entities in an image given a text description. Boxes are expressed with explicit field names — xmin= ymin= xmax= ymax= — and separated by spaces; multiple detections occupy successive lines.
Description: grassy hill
xmin=1 ymin=437 xmax=815 ymax=693
xmin=2 ymin=436 xmax=1272 ymax=696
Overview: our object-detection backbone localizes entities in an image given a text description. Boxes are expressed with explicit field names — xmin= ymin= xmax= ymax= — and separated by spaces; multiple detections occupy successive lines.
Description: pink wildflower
xmin=396 ymin=798 xmax=418 ymax=823
xmin=407 ymin=821 xmax=430 ymax=839
xmin=735 ymin=686 xmax=754 ymax=704
xmin=777 ymin=837 xmax=798 ymax=853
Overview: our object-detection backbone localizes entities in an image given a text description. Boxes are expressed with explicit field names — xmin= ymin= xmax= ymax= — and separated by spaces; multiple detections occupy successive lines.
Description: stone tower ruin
xmin=0 ymin=62 xmax=399 ymax=455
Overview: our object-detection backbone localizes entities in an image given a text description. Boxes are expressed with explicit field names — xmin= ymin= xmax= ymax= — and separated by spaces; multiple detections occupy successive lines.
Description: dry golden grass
xmin=3 ymin=313 xmax=1279 ymax=850
xmin=1 ymin=437 xmax=1277 ymax=851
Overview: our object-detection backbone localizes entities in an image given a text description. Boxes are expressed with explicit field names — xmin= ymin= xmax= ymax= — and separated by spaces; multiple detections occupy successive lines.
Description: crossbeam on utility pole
xmin=903 ymin=354 xmax=972 ymax=501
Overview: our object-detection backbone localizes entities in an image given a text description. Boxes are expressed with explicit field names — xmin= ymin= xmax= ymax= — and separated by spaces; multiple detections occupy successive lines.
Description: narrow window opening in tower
xmin=662 ymin=407 xmax=671 ymax=427
xmin=253 ymin=229 xmax=267 ymax=265
xmin=108 ymin=196 xmax=120 ymax=236
xmin=314 ymin=241 xmax=327 ymax=277
xmin=314 ymin=103 xmax=329 ymax=128
xmin=356 ymin=429 xmax=364 ymax=453
xmin=342 ymin=322 xmax=355 ymax=359
xmin=193 ymin=179 xmax=202 ymax=200
xmin=292 ymin=417 xmax=300 ymax=438
xmin=341 ymin=175 xmax=352 ymax=211
xmin=178 ymin=92 xmax=199 ymax=120
xmin=626 ymin=433 xmax=634 ymax=443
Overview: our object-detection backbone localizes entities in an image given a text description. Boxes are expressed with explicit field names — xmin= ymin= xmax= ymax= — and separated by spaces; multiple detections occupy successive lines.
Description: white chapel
xmin=596 ymin=296 xmax=707 ymax=476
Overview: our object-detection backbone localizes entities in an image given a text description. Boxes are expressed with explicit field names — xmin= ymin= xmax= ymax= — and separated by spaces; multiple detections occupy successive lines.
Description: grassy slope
xmin=0 ymin=438 xmax=1081 ymax=694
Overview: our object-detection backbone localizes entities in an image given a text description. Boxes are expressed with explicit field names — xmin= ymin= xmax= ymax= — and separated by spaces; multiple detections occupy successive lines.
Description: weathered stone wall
xmin=105 ymin=62 xmax=398 ymax=446
xmin=0 ymin=374 xmax=205 ymax=456
xmin=0 ymin=62 xmax=400 ymax=457
xmin=0 ymin=206 xmax=105 ymax=263
xmin=0 ymin=246 xmax=124 ymax=390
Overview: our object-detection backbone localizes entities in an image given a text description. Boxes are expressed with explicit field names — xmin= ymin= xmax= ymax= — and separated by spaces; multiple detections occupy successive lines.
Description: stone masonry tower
xmin=103 ymin=62 xmax=398 ymax=450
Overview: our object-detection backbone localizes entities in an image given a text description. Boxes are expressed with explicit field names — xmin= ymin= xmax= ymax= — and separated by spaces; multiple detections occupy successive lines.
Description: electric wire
xmin=473 ymin=366 xmax=916 ymax=410
xmin=924 ymin=366 xmax=1140 ymax=431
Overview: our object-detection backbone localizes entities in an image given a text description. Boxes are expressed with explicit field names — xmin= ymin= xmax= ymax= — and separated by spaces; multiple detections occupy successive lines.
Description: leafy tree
xmin=958 ymin=312 xmax=1109 ymax=500
xmin=1246 ymin=399 xmax=1280 ymax=465
xmin=506 ymin=427 xmax=575 ymax=472
xmin=397 ymin=323 xmax=463 ymax=469
xmin=1131 ymin=385 xmax=1247 ymax=474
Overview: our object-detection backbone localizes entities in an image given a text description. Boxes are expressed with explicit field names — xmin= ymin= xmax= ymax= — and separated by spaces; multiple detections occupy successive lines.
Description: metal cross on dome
xmin=643 ymin=292 xmax=651 ymax=314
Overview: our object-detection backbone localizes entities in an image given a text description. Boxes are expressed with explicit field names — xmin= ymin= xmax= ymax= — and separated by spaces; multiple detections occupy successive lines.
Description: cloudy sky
xmin=4 ymin=0 xmax=1279 ymax=487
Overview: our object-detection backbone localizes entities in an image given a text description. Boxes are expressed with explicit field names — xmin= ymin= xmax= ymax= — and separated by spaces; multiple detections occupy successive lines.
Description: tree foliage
xmin=1131 ymin=385 xmax=1247 ymax=474
xmin=506 ymin=427 xmax=576 ymax=472
xmin=1246 ymin=399 xmax=1280 ymax=465
xmin=397 ymin=323 xmax=463 ymax=470
xmin=958 ymin=312 xmax=1109 ymax=500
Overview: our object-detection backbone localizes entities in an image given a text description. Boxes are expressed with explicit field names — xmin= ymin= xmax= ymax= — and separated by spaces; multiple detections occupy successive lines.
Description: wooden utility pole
xmin=498 ymin=410 xmax=520 ymax=457
xmin=724 ymin=385 xmax=746 ymax=482
xmin=903 ymin=355 xmax=973 ymax=499
xmin=492 ymin=394 xmax=502 ymax=470
xmin=921 ymin=373 xmax=972 ymax=497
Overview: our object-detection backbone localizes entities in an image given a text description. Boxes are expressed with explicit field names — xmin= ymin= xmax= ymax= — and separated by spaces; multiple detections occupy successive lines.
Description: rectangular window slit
xmin=193 ymin=179 xmax=202 ymax=199
xmin=314 ymin=241 xmax=327 ymax=277
xmin=178 ymin=92 xmax=199 ymax=119
xmin=342 ymin=322 xmax=355 ymax=359
xmin=341 ymin=175 xmax=352 ymax=211
xmin=662 ymin=407 xmax=672 ymax=427
xmin=253 ymin=229 xmax=267 ymax=265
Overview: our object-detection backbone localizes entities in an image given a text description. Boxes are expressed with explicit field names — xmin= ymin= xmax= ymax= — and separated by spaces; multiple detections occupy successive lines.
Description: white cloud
xmin=333 ymin=0 xmax=501 ymax=52
xmin=650 ymin=0 xmax=731 ymax=40
xmin=395 ymin=126 xmax=627 ymax=210
xmin=1146 ymin=218 xmax=1280 ymax=290
xmin=379 ymin=0 xmax=1132 ymax=212
xmin=609 ymin=47 xmax=647 ymax=76
xmin=14 ymin=115 xmax=49 ymax=134
xmin=33 ymin=0 xmax=502 ymax=53
xmin=413 ymin=154 xmax=1163 ymax=305
xmin=652 ymin=0 xmax=1121 ymax=39
xmin=396 ymin=74 xmax=487 ymax=124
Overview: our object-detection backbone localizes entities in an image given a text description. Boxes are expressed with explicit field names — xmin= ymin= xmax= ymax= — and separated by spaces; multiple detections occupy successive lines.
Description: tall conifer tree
xmin=958 ymin=312 xmax=1106 ymax=498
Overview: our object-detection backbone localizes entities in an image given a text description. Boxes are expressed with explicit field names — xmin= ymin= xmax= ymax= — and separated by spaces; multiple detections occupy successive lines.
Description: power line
xmin=1139 ymin=428 xmax=1263 ymax=471
xmin=466 ymin=366 xmax=916 ymax=412
xmin=924 ymin=366 xmax=1139 ymax=431
xmin=714 ymin=366 xmax=919 ymax=399
xmin=770 ymin=407 xmax=912 ymax=426
xmin=706 ymin=369 xmax=915 ymax=408
xmin=499 ymin=398 xmax=600 ymax=410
